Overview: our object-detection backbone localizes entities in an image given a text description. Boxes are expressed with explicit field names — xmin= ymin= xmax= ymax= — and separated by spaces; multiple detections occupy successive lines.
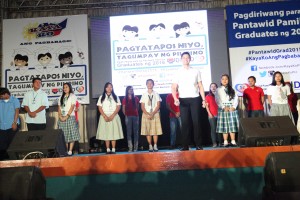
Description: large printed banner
xmin=226 ymin=1 xmax=300 ymax=95
xmin=110 ymin=10 xmax=211 ymax=95
xmin=2 ymin=15 xmax=89 ymax=105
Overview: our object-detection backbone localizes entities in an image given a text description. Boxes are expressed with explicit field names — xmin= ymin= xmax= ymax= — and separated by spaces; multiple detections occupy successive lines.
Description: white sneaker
xmin=149 ymin=145 xmax=153 ymax=152
xmin=67 ymin=151 xmax=72 ymax=156
xmin=153 ymin=144 xmax=158 ymax=152
xmin=223 ymin=140 xmax=229 ymax=147
xmin=106 ymin=148 xmax=111 ymax=154
xmin=231 ymin=140 xmax=237 ymax=146
xmin=111 ymin=148 xmax=116 ymax=154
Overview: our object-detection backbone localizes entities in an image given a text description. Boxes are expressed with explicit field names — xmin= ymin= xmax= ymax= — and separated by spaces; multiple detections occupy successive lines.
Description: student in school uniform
xmin=267 ymin=71 xmax=294 ymax=124
xmin=96 ymin=82 xmax=124 ymax=154
xmin=215 ymin=74 xmax=239 ymax=147
xmin=140 ymin=79 xmax=163 ymax=152
xmin=57 ymin=82 xmax=80 ymax=156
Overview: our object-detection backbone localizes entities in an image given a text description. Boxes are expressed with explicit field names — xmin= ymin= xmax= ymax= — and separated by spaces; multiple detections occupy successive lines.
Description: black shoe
xmin=180 ymin=146 xmax=189 ymax=151
xmin=196 ymin=146 xmax=203 ymax=150
xmin=231 ymin=142 xmax=238 ymax=147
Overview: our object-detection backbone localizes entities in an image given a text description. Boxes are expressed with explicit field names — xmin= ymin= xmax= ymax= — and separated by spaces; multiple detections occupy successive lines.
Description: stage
xmin=1 ymin=145 xmax=300 ymax=200
xmin=1 ymin=145 xmax=300 ymax=177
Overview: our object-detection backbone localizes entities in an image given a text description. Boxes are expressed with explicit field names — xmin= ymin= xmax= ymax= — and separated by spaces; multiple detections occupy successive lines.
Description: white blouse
xmin=215 ymin=86 xmax=238 ymax=109
xmin=58 ymin=93 xmax=77 ymax=116
xmin=140 ymin=91 xmax=162 ymax=113
xmin=173 ymin=67 xmax=202 ymax=98
xmin=267 ymin=84 xmax=290 ymax=104
xmin=97 ymin=94 xmax=121 ymax=115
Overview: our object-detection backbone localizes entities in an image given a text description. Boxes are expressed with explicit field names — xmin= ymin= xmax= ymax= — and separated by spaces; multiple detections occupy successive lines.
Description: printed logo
xmin=259 ymin=71 xmax=267 ymax=77
xmin=235 ymin=83 xmax=249 ymax=93
xmin=292 ymin=81 xmax=300 ymax=89
xmin=268 ymin=70 xmax=275 ymax=77
xmin=52 ymin=88 xmax=59 ymax=94
xmin=251 ymin=65 xmax=257 ymax=71
xmin=23 ymin=19 xmax=68 ymax=41
xmin=76 ymin=86 xmax=84 ymax=93
xmin=167 ymin=58 xmax=175 ymax=64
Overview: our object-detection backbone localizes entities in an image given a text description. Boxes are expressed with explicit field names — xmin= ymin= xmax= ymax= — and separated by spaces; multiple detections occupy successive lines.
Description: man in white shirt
xmin=172 ymin=52 xmax=206 ymax=151
xmin=22 ymin=77 xmax=49 ymax=130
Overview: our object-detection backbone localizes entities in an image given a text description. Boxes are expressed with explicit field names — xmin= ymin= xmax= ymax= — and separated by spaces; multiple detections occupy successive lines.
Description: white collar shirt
xmin=173 ymin=67 xmax=202 ymax=98
xmin=21 ymin=89 xmax=49 ymax=123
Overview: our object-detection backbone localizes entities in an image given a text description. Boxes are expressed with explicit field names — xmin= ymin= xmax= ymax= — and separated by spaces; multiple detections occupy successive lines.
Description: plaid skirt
xmin=58 ymin=116 xmax=80 ymax=142
xmin=216 ymin=109 xmax=239 ymax=133
xmin=96 ymin=115 xmax=124 ymax=140
xmin=141 ymin=113 xmax=163 ymax=136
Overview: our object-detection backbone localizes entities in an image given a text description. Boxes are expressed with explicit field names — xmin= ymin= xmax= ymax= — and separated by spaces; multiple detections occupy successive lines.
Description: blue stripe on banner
xmin=226 ymin=1 xmax=300 ymax=48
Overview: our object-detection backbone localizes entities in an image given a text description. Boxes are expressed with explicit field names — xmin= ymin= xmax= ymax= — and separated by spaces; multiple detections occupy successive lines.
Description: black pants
xmin=0 ymin=128 xmax=18 ymax=160
xmin=179 ymin=97 xmax=202 ymax=147
xmin=27 ymin=123 xmax=46 ymax=131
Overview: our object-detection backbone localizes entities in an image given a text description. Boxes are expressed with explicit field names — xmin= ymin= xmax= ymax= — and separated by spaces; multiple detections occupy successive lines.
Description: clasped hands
xmin=103 ymin=114 xmax=115 ymax=122
xmin=223 ymin=107 xmax=235 ymax=112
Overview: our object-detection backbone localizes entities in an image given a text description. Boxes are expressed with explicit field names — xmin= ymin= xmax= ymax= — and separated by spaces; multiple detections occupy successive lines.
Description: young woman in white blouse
xmin=215 ymin=74 xmax=239 ymax=147
xmin=96 ymin=82 xmax=124 ymax=154
xmin=267 ymin=71 xmax=294 ymax=124
xmin=58 ymin=82 xmax=80 ymax=156
xmin=140 ymin=79 xmax=163 ymax=152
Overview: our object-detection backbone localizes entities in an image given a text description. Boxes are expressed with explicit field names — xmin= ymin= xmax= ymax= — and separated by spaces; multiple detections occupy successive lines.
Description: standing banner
xmin=226 ymin=1 xmax=300 ymax=95
xmin=110 ymin=10 xmax=211 ymax=95
xmin=2 ymin=15 xmax=89 ymax=105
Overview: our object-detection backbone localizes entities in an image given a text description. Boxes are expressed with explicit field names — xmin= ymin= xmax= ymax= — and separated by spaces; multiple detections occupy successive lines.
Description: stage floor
xmin=1 ymin=145 xmax=300 ymax=177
